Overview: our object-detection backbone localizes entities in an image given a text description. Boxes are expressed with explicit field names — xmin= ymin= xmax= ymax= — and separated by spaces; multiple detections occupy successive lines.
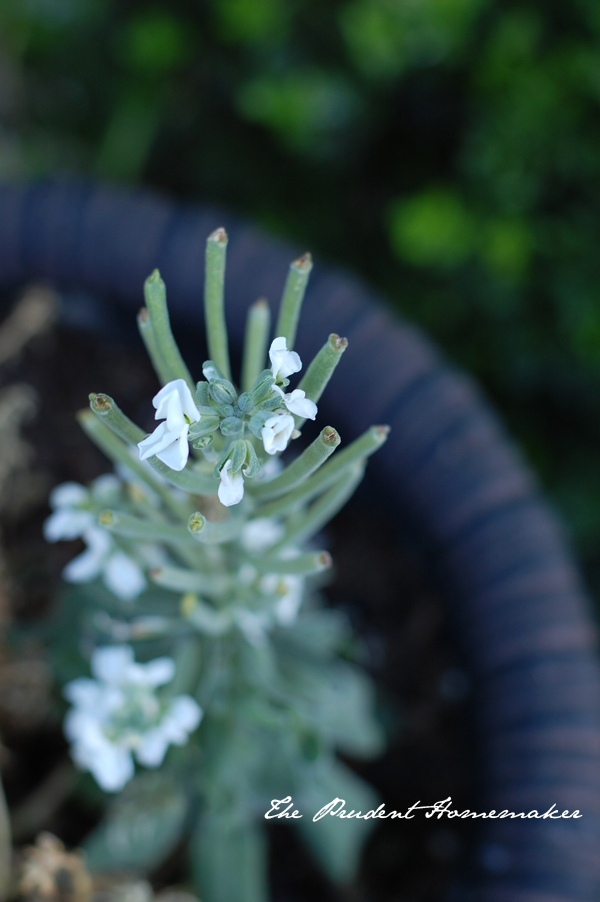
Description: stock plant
xmin=44 ymin=228 xmax=389 ymax=901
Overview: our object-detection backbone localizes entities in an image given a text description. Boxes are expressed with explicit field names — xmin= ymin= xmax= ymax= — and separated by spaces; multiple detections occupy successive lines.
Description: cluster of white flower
xmin=64 ymin=645 xmax=202 ymax=791
xmin=44 ymin=478 xmax=146 ymax=600
xmin=136 ymin=337 xmax=317 ymax=507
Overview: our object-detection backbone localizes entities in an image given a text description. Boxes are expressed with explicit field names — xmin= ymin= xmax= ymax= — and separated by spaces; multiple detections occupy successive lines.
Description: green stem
xmin=144 ymin=270 xmax=194 ymax=390
xmin=274 ymin=253 xmax=312 ymax=350
xmin=251 ymin=549 xmax=331 ymax=575
xmin=249 ymin=427 xmax=340 ymax=501
xmin=77 ymin=410 xmax=191 ymax=521
xmin=148 ymin=457 xmax=218 ymax=495
xmin=295 ymin=333 xmax=348 ymax=428
xmin=188 ymin=511 xmax=243 ymax=544
xmin=204 ymin=228 xmax=231 ymax=381
xmin=151 ymin=565 xmax=231 ymax=597
xmin=137 ymin=307 xmax=173 ymax=386
xmin=89 ymin=393 xmax=145 ymax=444
xmin=241 ymin=299 xmax=271 ymax=392
xmin=270 ymin=465 xmax=365 ymax=551
xmin=98 ymin=510 xmax=194 ymax=543
xmin=257 ymin=425 xmax=389 ymax=518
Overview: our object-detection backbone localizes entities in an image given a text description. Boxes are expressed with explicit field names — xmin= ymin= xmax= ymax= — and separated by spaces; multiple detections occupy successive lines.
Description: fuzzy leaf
xmin=296 ymin=761 xmax=378 ymax=884
xmin=83 ymin=772 xmax=188 ymax=873
xmin=192 ymin=814 xmax=268 ymax=902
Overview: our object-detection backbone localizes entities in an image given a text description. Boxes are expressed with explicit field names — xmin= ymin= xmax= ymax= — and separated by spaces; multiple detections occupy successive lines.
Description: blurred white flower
xmin=260 ymin=574 xmax=304 ymax=626
xmin=138 ymin=379 xmax=199 ymax=472
xmin=261 ymin=413 xmax=295 ymax=455
xmin=44 ymin=481 xmax=146 ymax=601
xmin=269 ymin=337 xmax=302 ymax=382
xmin=241 ymin=517 xmax=284 ymax=553
xmin=64 ymin=645 xmax=202 ymax=792
xmin=273 ymin=386 xmax=317 ymax=420
xmin=218 ymin=459 xmax=245 ymax=506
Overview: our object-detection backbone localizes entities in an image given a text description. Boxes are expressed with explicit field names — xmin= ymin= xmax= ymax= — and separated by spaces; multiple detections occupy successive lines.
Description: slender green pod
xmin=89 ymin=393 xmax=145 ymax=445
xmin=274 ymin=252 xmax=312 ymax=350
xmin=270 ymin=465 xmax=365 ymax=551
xmin=251 ymin=550 xmax=332 ymax=576
xmin=77 ymin=410 xmax=191 ymax=520
xmin=151 ymin=566 xmax=231 ymax=597
xmin=257 ymin=425 xmax=389 ymax=517
xmin=99 ymin=510 xmax=193 ymax=543
xmin=249 ymin=427 xmax=340 ymax=501
xmin=188 ymin=511 xmax=243 ymax=544
xmin=137 ymin=307 xmax=173 ymax=386
xmin=204 ymin=228 xmax=231 ymax=380
xmin=242 ymin=299 xmax=271 ymax=392
xmin=295 ymin=333 xmax=348 ymax=428
xmin=144 ymin=270 xmax=194 ymax=390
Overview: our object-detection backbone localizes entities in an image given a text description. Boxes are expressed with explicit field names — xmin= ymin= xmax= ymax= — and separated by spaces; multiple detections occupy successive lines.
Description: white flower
xmin=241 ymin=517 xmax=284 ymax=553
xmin=261 ymin=413 xmax=295 ymax=455
xmin=138 ymin=379 xmax=199 ymax=472
xmin=218 ymin=459 xmax=245 ymax=507
xmin=44 ymin=481 xmax=146 ymax=601
xmin=272 ymin=385 xmax=317 ymax=420
xmin=269 ymin=337 xmax=302 ymax=382
xmin=259 ymin=573 xmax=305 ymax=626
xmin=64 ymin=645 xmax=202 ymax=792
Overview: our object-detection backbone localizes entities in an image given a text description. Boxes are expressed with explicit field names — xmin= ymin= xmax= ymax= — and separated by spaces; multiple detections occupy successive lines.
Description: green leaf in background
xmin=388 ymin=187 xmax=475 ymax=267
xmin=296 ymin=759 xmax=379 ymax=884
xmin=83 ymin=771 xmax=189 ymax=873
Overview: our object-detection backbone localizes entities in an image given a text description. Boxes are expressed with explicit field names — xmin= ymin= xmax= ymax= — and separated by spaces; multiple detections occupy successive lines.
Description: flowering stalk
xmin=46 ymin=228 xmax=389 ymax=902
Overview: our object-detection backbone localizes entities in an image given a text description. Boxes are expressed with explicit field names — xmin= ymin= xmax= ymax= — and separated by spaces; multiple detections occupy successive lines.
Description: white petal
xmin=63 ymin=678 xmax=101 ymax=708
xmin=166 ymin=695 xmax=203 ymax=736
xmin=103 ymin=552 xmax=146 ymax=600
xmin=49 ymin=482 xmax=88 ymax=510
xmin=155 ymin=426 xmax=190 ymax=471
xmin=140 ymin=656 xmax=175 ymax=687
xmin=241 ymin=518 xmax=284 ymax=553
xmin=135 ymin=728 xmax=170 ymax=767
xmin=63 ymin=546 xmax=104 ymax=582
xmin=269 ymin=337 xmax=302 ymax=380
xmin=218 ymin=460 xmax=245 ymax=506
xmin=275 ymin=576 xmax=304 ymax=626
xmin=138 ymin=422 xmax=173 ymax=460
xmin=284 ymin=389 xmax=317 ymax=420
xmin=91 ymin=474 xmax=121 ymax=503
xmin=89 ymin=743 xmax=135 ymax=792
xmin=91 ymin=645 xmax=135 ymax=683
xmin=153 ymin=380 xmax=199 ymax=423
xmin=261 ymin=413 xmax=295 ymax=455
xmin=44 ymin=508 xmax=94 ymax=542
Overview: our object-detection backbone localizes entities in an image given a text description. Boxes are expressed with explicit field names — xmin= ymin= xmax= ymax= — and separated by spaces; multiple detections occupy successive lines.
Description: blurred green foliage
xmin=2 ymin=0 xmax=600 ymax=583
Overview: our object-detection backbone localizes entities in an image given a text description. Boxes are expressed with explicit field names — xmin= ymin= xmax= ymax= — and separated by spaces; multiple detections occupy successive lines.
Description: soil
xmin=0 ymin=306 xmax=476 ymax=901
